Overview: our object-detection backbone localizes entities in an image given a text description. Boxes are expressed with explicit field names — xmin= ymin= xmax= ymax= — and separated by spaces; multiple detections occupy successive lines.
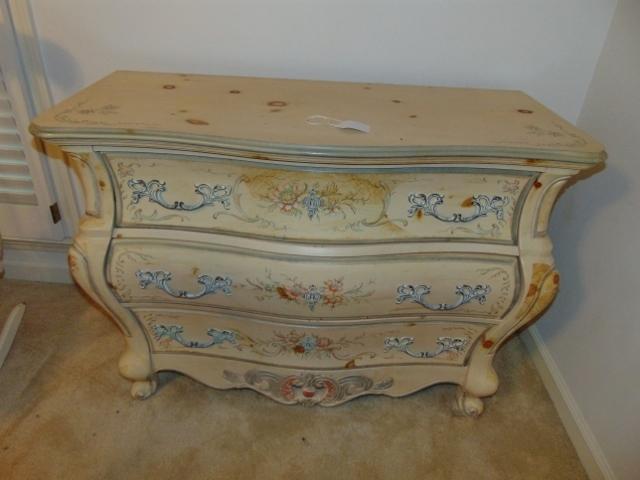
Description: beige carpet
xmin=0 ymin=278 xmax=587 ymax=480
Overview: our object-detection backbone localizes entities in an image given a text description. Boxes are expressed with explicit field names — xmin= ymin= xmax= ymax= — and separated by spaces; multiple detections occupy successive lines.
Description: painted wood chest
xmin=30 ymin=71 xmax=604 ymax=415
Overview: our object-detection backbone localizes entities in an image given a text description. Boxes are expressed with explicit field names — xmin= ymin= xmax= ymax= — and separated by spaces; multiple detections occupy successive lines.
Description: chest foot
xmin=453 ymin=387 xmax=484 ymax=417
xmin=130 ymin=379 xmax=157 ymax=400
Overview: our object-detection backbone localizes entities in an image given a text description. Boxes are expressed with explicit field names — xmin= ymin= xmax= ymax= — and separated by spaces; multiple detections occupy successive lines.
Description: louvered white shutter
xmin=0 ymin=66 xmax=37 ymax=206
xmin=0 ymin=1 xmax=64 ymax=242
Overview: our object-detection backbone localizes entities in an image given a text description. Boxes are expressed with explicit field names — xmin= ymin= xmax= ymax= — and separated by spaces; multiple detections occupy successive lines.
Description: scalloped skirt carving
xmin=223 ymin=369 xmax=393 ymax=406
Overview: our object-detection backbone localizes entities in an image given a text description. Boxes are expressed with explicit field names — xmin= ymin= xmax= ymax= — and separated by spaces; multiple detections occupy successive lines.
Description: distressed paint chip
xmin=461 ymin=197 xmax=475 ymax=208
xmin=186 ymin=118 xmax=209 ymax=126
xmin=67 ymin=254 xmax=76 ymax=270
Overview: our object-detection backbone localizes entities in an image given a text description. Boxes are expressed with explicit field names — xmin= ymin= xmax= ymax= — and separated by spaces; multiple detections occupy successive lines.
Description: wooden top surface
xmin=31 ymin=71 xmax=605 ymax=164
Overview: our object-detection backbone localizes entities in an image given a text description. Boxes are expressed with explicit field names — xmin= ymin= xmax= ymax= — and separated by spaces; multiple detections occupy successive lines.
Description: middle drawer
xmin=108 ymin=239 xmax=519 ymax=321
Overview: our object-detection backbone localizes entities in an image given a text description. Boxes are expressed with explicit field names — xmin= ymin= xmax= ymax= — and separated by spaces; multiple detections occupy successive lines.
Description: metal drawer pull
xmin=396 ymin=284 xmax=491 ymax=311
xmin=152 ymin=324 xmax=237 ymax=349
xmin=407 ymin=193 xmax=506 ymax=223
xmin=128 ymin=179 xmax=231 ymax=211
xmin=384 ymin=336 xmax=469 ymax=358
xmin=135 ymin=270 xmax=233 ymax=299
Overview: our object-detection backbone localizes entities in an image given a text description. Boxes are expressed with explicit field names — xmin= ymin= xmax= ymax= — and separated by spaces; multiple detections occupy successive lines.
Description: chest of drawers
xmin=30 ymin=71 xmax=604 ymax=415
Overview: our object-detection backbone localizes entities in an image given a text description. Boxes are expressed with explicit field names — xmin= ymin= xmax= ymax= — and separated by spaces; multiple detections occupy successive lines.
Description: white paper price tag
xmin=306 ymin=115 xmax=371 ymax=133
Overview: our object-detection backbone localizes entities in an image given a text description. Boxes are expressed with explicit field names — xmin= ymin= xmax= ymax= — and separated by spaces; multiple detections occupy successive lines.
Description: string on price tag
xmin=306 ymin=115 xmax=371 ymax=133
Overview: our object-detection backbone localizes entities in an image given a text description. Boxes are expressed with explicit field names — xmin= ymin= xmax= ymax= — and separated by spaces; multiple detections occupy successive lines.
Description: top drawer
xmin=106 ymin=152 xmax=535 ymax=244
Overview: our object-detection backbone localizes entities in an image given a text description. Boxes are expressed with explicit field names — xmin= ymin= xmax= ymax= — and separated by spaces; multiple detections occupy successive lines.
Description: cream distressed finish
xmin=30 ymin=71 xmax=604 ymax=415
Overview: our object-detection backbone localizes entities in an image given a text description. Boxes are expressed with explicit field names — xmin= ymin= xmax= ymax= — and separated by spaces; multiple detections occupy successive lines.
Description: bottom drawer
xmin=135 ymin=308 xmax=488 ymax=368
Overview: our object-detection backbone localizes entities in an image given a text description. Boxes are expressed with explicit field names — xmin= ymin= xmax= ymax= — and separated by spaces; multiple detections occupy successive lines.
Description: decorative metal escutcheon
xmin=152 ymin=324 xmax=237 ymax=349
xmin=396 ymin=283 xmax=491 ymax=311
xmin=384 ymin=336 xmax=469 ymax=359
xmin=407 ymin=192 xmax=507 ymax=223
xmin=127 ymin=179 xmax=232 ymax=211
xmin=135 ymin=270 xmax=233 ymax=299
xmin=302 ymin=285 xmax=323 ymax=311
xmin=302 ymin=188 xmax=324 ymax=220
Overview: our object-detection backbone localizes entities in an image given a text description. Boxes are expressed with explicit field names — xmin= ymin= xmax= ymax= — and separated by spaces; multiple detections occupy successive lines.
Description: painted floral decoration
xmin=244 ymin=271 xmax=375 ymax=311
xmin=258 ymin=180 xmax=369 ymax=220
xmin=253 ymin=330 xmax=370 ymax=360
xmin=268 ymin=182 xmax=307 ymax=215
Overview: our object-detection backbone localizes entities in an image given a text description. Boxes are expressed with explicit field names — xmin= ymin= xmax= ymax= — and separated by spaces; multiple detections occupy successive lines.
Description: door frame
xmin=3 ymin=0 xmax=82 ymax=240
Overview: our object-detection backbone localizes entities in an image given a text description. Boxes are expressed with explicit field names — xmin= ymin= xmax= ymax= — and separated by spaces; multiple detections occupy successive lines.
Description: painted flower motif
xmin=255 ymin=178 xmax=369 ymax=221
xmin=499 ymin=179 xmax=520 ymax=195
xmin=77 ymin=104 xmax=119 ymax=116
xmin=323 ymin=293 xmax=345 ymax=308
xmin=244 ymin=271 xmax=374 ymax=311
xmin=117 ymin=162 xmax=136 ymax=178
xmin=296 ymin=334 xmax=318 ymax=353
xmin=247 ymin=328 xmax=372 ymax=361
xmin=269 ymin=183 xmax=306 ymax=214
xmin=285 ymin=330 xmax=299 ymax=341
xmin=322 ymin=278 xmax=346 ymax=308
xmin=324 ymin=278 xmax=343 ymax=293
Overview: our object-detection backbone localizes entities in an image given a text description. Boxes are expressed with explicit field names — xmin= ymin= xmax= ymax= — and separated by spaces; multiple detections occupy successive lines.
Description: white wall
xmin=30 ymin=0 xmax=616 ymax=122
xmin=537 ymin=1 xmax=639 ymax=479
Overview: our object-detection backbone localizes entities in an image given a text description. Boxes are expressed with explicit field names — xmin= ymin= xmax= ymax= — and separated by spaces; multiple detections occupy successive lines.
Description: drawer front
xmin=136 ymin=308 xmax=488 ymax=368
xmin=107 ymin=152 xmax=534 ymax=244
xmin=109 ymin=240 xmax=519 ymax=320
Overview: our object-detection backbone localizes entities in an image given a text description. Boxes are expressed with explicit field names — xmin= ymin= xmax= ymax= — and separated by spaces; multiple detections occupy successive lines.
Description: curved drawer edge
xmin=136 ymin=307 xmax=489 ymax=370
xmin=126 ymin=302 xmax=503 ymax=326
xmin=106 ymin=151 xmax=537 ymax=245
xmin=108 ymin=240 xmax=521 ymax=321
xmin=113 ymin=227 xmax=520 ymax=257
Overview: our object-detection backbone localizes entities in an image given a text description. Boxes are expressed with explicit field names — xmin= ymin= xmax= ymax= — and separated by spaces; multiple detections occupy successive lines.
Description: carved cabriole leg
xmin=453 ymin=257 xmax=560 ymax=417
xmin=449 ymin=171 xmax=568 ymax=417
xmin=66 ymin=149 xmax=156 ymax=399
xmin=71 ymin=237 xmax=157 ymax=399
xmin=454 ymin=349 xmax=498 ymax=417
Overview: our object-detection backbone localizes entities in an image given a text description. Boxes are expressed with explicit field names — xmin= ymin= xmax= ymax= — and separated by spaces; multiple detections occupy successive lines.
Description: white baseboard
xmin=2 ymin=238 xmax=72 ymax=283
xmin=521 ymin=327 xmax=616 ymax=480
